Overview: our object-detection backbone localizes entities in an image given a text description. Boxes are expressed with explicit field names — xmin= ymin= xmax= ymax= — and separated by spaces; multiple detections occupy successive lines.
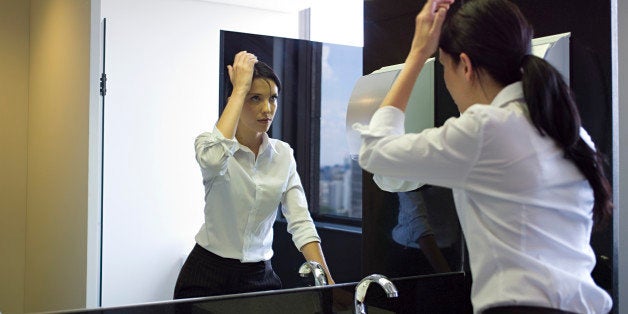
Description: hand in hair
xmin=410 ymin=0 xmax=454 ymax=59
xmin=218 ymin=51 xmax=258 ymax=139
xmin=380 ymin=0 xmax=454 ymax=112
xmin=227 ymin=50 xmax=258 ymax=97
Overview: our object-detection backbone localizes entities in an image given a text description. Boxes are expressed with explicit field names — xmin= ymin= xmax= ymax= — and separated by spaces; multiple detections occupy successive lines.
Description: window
xmin=318 ymin=43 xmax=363 ymax=220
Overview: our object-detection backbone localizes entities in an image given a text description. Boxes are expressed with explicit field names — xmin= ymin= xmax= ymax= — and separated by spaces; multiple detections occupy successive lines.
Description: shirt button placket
xmin=244 ymin=167 xmax=258 ymax=261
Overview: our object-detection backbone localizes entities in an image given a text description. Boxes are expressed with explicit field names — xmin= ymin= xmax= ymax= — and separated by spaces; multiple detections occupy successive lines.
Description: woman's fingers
xmin=229 ymin=51 xmax=257 ymax=93
xmin=227 ymin=65 xmax=234 ymax=82
xmin=425 ymin=0 xmax=454 ymax=21
xmin=431 ymin=5 xmax=448 ymax=34
xmin=411 ymin=0 xmax=454 ymax=56
xmin=431 ymin=0 xmax=454 ymax=13
xmin=234 ymin=50 xmax=257 ymax=66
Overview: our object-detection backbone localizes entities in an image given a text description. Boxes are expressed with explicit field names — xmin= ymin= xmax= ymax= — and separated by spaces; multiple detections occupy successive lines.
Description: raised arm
xmin=215 ymin=51 xmax=258 ymax=139
xmin=380 ymin=0 xmax=453 ymax=112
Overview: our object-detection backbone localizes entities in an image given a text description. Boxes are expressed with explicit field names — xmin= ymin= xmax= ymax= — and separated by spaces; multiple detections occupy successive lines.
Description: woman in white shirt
xmin=174 ymin=51 xmax=333 ymax=299
xmin=355 ymin=0 xmax=613 ymax=313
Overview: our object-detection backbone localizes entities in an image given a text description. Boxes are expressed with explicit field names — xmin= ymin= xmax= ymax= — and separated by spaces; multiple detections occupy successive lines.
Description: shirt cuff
xmin=352 ymin=106 xmax=406 ymax=137
xmin=211 ymin=126 xmax=239 ymax=155
xmin=294 ymin=235 xmax=321 ymax=252
xmin=373 ymin=175 xmax=425 ymax=192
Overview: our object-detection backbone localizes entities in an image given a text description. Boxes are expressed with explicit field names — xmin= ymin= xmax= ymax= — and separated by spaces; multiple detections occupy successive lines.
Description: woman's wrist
xmin=406 ymin=49 xmax=431 ymax=65
xmin=230 ymin=87 xmax=249 ymax=98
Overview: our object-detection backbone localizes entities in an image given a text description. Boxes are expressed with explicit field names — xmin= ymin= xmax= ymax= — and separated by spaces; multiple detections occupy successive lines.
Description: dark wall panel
xmin=272 ymin=221 xmax=362 ymax=288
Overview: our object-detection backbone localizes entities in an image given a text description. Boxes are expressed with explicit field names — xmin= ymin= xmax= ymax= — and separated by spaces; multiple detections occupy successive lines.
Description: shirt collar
xmin=259 ymin=132 xmax=278 ymax=155
xmin=237 ymin=132 xmax=278 ymax=156
xmin=490 ymin=81 xmax=525 ymax=108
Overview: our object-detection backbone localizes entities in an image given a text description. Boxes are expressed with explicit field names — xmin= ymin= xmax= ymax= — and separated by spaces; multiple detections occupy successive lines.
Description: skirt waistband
xmin=193 ymin=244 xmax=269 ymax=269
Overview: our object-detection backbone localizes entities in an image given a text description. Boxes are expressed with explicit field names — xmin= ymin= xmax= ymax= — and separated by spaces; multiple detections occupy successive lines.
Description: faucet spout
xmin=354 ymin=274 xmax=398 ymax=314
xmin=298 ymin=261 xmax=328 ymax=286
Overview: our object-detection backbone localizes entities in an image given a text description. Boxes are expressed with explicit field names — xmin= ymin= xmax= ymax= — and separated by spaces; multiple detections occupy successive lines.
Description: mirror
xmin=7 ymin=1 xmax=614 ymax=313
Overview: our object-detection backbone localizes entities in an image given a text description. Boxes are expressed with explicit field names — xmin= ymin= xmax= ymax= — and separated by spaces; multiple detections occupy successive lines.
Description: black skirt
xmin=173 ymin=244 xmax=282 ymax=299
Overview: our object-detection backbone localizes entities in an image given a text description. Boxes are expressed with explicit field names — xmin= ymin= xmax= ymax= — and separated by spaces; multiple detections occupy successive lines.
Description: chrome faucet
xmin=298 ymin=261 xmax=328 ymax=286
xmin=354 ymin=274 xmax=398 ymax=314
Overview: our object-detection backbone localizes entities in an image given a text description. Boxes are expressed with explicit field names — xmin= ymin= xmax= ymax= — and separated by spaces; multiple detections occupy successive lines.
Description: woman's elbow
xmin=195 ymin=150 xmax=226 ymax=171
xmin=357 ymin=148 xmax=378 ymax=173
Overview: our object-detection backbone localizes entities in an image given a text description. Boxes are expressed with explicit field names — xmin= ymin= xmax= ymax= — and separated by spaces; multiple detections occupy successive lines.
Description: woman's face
xmin=238 ymin=78 xmax=278 ymax=135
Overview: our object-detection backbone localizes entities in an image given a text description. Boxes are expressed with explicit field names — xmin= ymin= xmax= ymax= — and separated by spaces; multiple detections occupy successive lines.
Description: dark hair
xmin=225 ymin=60 xmax=282 ymax=100
xmin=439 ymin=0 xmax=612 ymax=230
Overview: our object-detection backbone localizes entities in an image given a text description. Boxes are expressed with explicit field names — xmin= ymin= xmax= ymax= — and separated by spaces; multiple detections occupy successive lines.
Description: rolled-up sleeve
xmin=280 ymin=154 xmax=321 ymax=250
xmin=194 ymin=126 xmax=239 ymax=177
xmin=373 ymin=174 xmax=425 ymax=192
xmin=354 ymin=106 xmax=482 ymax=189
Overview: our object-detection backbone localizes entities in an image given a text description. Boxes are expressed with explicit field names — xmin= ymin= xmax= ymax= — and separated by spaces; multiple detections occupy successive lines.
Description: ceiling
xmin=196 ymin=0 xmax=312 ymax=12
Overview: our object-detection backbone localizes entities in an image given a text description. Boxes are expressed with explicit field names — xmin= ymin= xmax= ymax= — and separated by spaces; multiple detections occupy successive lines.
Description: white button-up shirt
xmin=355 ymin=82 xmax=612 ymax=314
xmin=194 ymin=127 xmax=320 ymax=262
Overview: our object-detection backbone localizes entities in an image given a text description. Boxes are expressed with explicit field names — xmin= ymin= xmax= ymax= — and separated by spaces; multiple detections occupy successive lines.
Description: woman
xmin=355 ymin=0 xmax=613 ymax=313
xmin=174 ymin=51 xmax=333 ymax=299
xmin=389 ymin=188 xmax=454 ymax=275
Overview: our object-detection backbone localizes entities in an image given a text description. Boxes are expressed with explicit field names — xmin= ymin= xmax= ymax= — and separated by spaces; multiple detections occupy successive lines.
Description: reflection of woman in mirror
xmin=174 ymin=51 xmax=333 ymax=299
xmin=391 ymin=187 xmax=453 ymax=274
xmin=355 ymin=0 xmax=613 ymax=313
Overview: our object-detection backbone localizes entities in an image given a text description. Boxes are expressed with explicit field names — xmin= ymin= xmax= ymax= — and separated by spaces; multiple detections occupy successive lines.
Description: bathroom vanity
xmin=42 ymin=272 xmax=471 ymax=314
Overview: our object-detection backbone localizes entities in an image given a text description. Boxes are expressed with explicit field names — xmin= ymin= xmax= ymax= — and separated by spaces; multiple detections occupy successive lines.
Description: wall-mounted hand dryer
xmin=345 ymin=58 xmax=435 ymax=159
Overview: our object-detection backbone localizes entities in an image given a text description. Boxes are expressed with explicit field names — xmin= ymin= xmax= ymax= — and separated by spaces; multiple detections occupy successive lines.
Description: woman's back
xmin=451 ymin=84 xmax=610 ymax=313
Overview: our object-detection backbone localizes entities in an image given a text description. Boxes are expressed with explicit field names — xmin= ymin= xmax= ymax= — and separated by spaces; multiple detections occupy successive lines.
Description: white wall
xmin=611 ymin=1 xmax=627 ymax=313
xmin=98 ymin=0 xmax=362 ymax=307
xmin=309 ymin=0 xmax=363 ymax=47
xmin=87 ymin=0 xmax=103 ymax=309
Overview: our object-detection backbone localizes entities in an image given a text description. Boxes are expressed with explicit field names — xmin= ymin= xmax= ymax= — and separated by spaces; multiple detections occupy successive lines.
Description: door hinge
xmin=100 ymin=73 xmax=107 ymax=96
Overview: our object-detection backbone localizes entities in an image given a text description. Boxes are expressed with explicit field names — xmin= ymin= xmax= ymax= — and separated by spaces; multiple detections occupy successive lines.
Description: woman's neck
xmin=236 ymin=130 xmax=263 ymax=156
xmin=478 ymin=79 xmax=505 ymax=105
xmin=461 ymin=74 xmax=505 ymax=112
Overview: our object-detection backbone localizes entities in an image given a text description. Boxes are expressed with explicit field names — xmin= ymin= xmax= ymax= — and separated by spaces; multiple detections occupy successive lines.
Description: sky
xmin=319 ymin=43 xmax=363 ymax=167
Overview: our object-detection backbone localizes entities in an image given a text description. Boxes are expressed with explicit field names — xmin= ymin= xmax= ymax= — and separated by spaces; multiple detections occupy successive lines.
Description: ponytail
xmin=521 ymin=55 xmax=613 ymax=231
